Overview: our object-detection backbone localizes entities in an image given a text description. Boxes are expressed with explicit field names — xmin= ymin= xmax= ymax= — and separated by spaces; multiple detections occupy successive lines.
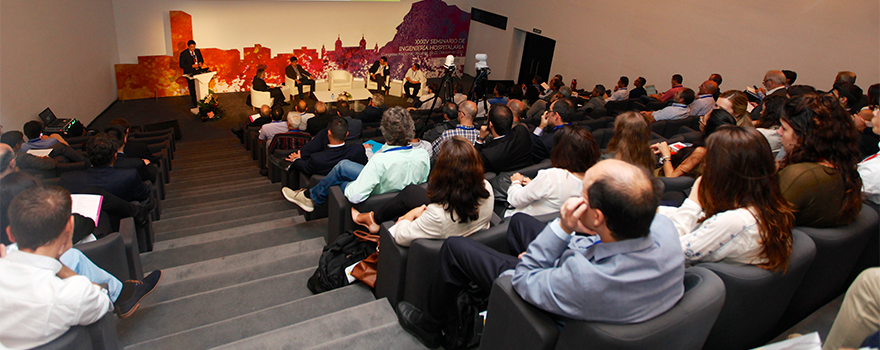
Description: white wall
xmin=465 ymin=0 xmax=880 ymax=91
xmin=1 ymin=0 xmax=119 ymax=131
xmin=112 ymin=0 xmax=471 ymax=64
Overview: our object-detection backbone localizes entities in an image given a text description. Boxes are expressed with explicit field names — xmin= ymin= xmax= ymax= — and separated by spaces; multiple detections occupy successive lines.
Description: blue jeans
xmin=309 ymin=160 xmax=365 ymax=204
xmin=61 ymin=248 xmax=122 ymax=302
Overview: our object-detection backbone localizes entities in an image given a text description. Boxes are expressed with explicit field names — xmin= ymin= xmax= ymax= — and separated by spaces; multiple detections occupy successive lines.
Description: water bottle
xmin=331 ymin=93 xmax=335 ymax=100
xmin=571 ymin=79 xmax=577 ymax=91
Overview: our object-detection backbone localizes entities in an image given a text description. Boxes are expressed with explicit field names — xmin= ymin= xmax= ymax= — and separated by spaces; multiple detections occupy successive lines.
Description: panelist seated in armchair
xmin=253 ymin=67 xmax=288 ymax=107
xmin=286 ymin=56 xmax=315 ymax=100
xmin=350 ymin=137 xmax=493 ymax=246
xmin=282 ymin=107 xmax=430 ymax=212
xmin=396 ymin=159 xmax=685 ymax=348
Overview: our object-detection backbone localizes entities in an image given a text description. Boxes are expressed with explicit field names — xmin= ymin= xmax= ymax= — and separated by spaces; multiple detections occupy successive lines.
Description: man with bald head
xmin=751 ymin=70 xmax=788 ymax=119
xmin=688 ymin=80 xmax=719 ymax=117
xmin=396 ymin=159 xmax=685 ymax=348
xmin=430 ymin=101 xmax=479 ymax=157
xmin=506 ymin=99 xmax=530 ymax=129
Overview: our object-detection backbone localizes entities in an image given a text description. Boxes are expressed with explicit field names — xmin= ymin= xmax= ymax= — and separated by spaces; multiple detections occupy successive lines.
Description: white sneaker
xmin=282 ymin=187 xmax=314 ymax=212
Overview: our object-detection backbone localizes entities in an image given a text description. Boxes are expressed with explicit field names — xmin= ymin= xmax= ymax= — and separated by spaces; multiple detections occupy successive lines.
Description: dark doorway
xmin=517 ymin=32 xmax=555 ymax=86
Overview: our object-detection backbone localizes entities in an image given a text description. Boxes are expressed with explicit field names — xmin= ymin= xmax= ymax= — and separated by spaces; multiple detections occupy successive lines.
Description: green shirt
xmin=344 ymin=145 xmax=430 ymax=204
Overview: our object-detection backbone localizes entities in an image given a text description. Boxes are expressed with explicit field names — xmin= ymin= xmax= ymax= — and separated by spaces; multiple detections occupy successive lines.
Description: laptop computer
xmin=38 ymin=107 xmax=70 ymax=128
xmin=645 ymin=85 xmax=657 ymax=96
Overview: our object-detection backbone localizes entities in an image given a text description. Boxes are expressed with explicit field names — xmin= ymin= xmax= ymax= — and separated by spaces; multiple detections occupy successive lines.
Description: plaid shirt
xmin=431 ymin=125 xmax=480 ymax=156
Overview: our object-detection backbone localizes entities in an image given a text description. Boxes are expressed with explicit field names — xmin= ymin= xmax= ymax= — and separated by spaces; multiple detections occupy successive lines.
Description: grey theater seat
xmin=31 ymin=313 xmax=118 ymax=350
xmin=699 ymin=229 xmax=817 ymax=350
xmin=479 ymin=266 xmax=725 ymax=350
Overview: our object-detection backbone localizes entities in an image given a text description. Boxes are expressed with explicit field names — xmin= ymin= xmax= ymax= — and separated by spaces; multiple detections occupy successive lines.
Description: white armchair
xmin=365 ymin=66 xmax=390 ymax=91
xmin=328 ymin=70 xmax=354 ymax=91
xmin=285 ymin=76 xmax=313 ymax=98
xmin=250 ymin=89 xmax=273 ymax=110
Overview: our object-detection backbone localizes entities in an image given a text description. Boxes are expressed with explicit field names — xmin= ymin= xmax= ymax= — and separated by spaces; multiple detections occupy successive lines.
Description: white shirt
xmin=294 ymin=112 xmax=315 ymax=131
xmin=418 ymin=93 xmax=439 ymax=110
xmin=453 ymin=93 xmax=467 ymax=105
xmin=859 ymin=147 xmax=880 ymax=205
xmin=389 ymin=180 xmax=494 ymax=246
xmin=0 ymin=250 xmax=112 ymax=349
xmin=505 ymin=168 xmax=583 ymax=217
xmin=652 ymin=103 xmax=690 ymax=121
xmin=757 ymin=127 xmax=783 ymax=158
xmin=658 ymin=199 xmax=765 ymax=266
xmin=404 ymin=68 xmax=426 ymax=84
xmin=605 ymin=87 xmax=629 ymax=102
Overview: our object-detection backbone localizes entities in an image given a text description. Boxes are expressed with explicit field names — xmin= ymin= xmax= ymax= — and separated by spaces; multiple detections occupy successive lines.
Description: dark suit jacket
xmin=61 ymin=167 xmax=152 ymax=202
xmin=476 ymin=124 xmax=534 ymax=173
xmin=368 ymin=61 xmax=389 ymax=80
xmin=123 ymin=141 xmax=160 ymax=164
xmin=750 ymin=87 xmax=788 ymax=120
xmin=295 ymin=142 xmax=368 ymax=176
xmin=306 ymin=114 xmax=334 ymax=136
xmin=343 ymin=117 xmax=363 ymax=141
xmin=179 ymin=49 xmax=204 ymax=75
xmin=354 ymin=105 xmax=386 ymax=124
xmin=114 ymin=153 xmax=158 ymax=183
xmin=421 ymin=120 xmax=457 ymax=143
xmin=629 ymin=86 xmax=647 ymax=100
xmin=531 ymin=127 xmax=557 ymax=161
xmin=285 ymin=65 xmax=313 ymax=81
xmin=253 ymin=76 xmax=272 ymax=92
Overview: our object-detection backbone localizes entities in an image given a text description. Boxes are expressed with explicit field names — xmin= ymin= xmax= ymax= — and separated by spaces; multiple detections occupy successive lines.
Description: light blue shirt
xmin=343 ymin=145 xmax=430 ymax=204
xmin=652 ymin=103 xmax=690 ymax=121
xmin=508 ymin=215 xmax=685 ymax=323
xmin=688 ymin=94 xmax=715 ymax=117
xmin=20 ymin=138 xmax=59 ymax=152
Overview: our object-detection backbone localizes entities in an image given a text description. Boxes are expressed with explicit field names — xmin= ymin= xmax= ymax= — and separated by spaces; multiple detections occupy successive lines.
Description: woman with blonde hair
xmin=717 ymin=90 xmax=754 ymax=127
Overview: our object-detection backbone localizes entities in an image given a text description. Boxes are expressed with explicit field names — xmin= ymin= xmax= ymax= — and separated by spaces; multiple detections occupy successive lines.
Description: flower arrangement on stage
xmin=341 ymin=91 xmax=352 ymax=100
xmin=198 ymin=90 xmax=224 ymax=121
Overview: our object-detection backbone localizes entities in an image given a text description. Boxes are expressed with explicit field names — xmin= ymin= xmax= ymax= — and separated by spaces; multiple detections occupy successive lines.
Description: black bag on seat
xmin=442 ymin=282 xmax=489 ymax=350
xmin=307 ymin=231 xmax=377 ymax=294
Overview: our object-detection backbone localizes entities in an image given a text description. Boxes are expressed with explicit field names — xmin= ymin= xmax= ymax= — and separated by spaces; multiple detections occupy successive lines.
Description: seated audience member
xmin=414 ymin=83 xmax=442 ymax=111
xmin=578 ymin=84 xmax=607 ymax=112
xmin=422 ymin=102 xmax=460 ymax=143
xmin=409 ymin=136 xmax=433 ymax=159
xmin=287 ymin=117 xmax=367 ymax=177
xmin=859 ymin=108 xmax=880 ymax=204
xmin=104 ymin=125 xmax=158 ymax=183
xmin=1 ymin=131 xmax=56 ymax=175
xmin=508 ymin=84 xmax=524 ymax=101
xmin=754 ymin=95 xmax=787 ymax=157
xmin=629 ymin=77 xmax=648 ymax=100
xmin=507 ymin=126 xmax=599 ymax=217
xmin=285 ymin=56 xmax=315 ymax=100
xmin=0 ymin=174 xmax=161 ymax=319
xmin=717 ymin=90 xmax=754 ymax=127
xmin=306 ymin=102 xmax=333 ymax=136
xmin=334 ymin=100 xmax=362 ymax=141
xmin=487 ymin=84 xmax=510 ymax=105
xmin=749 ymin=70 xmax=788 ymax=120
xmin=787 ymin=85 xmax=817 ymax=98
xmin=452 ymin=83 xmax=467 ymax=105
xmin=506 ymin=99 xmax=532 ymax=130
xmin=476 ymin=104 xmax=534 ymax=173
xmin=258 ymin=106 xmax=291 ymax=147
xmin=652 ymin=109 xmax=737 ymax=178
xmin=709 ymin=73 xmax=723 ymax=99
xmin=396 ymin=159 xmax=685 ymax=348
xmin=524 ymin=75 xmax=543 ymax=105
xmin=641 ymin=88 xmax=695 ymax=122
xmin=0 ymin=144 xmax=17 ymax=180
xmin=605 ymin=76 xmax=630 ymax=102
xmin=19 ymin=121 xmax=83 ymax=163
xmin=605 ymin=111 xmax=656 ymax=171
xmin=821 ymin=268 xmax=880 ymax=350
xmin=659 ymin=126 xmax=794 ymax=269
xmin=252 ymin=67 xmax=288 ymax=107
xmin=855 ymin=84 xmax=880 ymax=160
xmin=539 ymin=76 xmax=563 ymax=101
xmin=403 ymin=63 xmax=426 ymax=101
xmin=107 ymin=118 xmax=161 ymax=164
xmin=830 ymin=82 xmax=865 ymax=115
xmin=368 ymin=56 xmax=390 ymax=94
xmin=834 ymin=70 xmax=858 ymax=87
xmin=646 ymin=74 xmax=685 ymax=103
xmin=282 ymin=107 xmax=430 ymax=212
xmin=61 ymin=133 xmax=152 ymax=202
xmin=232 ymin=104 xmax=273 ymax=140
xmin=0 ymin=186 xmax=113 ymax=349
xmin=355 ymin=94 xmax=386 ymax=124
xmin=532 ymin=99 xmax=576 ymax=160
xmin=352 ymin=137 xmax=493 ymax=245
xmin=857 ymin=84 xmax=879 ymax=123
xmin=778 ymin=93 xmax=862 ymax=227
xmin=430 ymin=101 xmax=478 ymax=157
xmin=783 ymin=70 xmax=798 ymax=87
xmin=689 ymin=80 xmax=719 ymax=117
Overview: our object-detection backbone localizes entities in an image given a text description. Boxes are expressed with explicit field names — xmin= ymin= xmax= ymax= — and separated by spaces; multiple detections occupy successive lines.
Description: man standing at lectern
xmin=179 ymin=40 xmax=205 ymax=107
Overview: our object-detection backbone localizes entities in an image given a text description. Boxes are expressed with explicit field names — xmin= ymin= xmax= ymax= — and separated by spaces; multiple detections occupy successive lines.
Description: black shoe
xmin=397 ymin=302 xmax=441 ymax=349
xmin=115 ymin=270 xmax=162 ymax=318
xmin=280 ymin=101 xmax=291 ymax=106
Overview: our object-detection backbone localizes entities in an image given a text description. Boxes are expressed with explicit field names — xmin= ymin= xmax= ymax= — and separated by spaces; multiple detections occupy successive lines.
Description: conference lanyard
xmin=383 ymin=145 xmax=413 ymax=153
xmin=457 ymin=125 xmax=475 ymax=130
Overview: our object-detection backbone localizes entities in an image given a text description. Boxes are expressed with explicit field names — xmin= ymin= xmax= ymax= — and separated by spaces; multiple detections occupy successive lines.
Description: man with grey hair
xmin=688 ymin=80 xmax=719 ymax=117
xmin=232 ymin=104 xmax=272 ymax=140
xmin=751 ymin=70 xmax=788 ymax=119
xmin=835 ymin=71 xmax=857 ymax=85
xmin=396 ymin=159 xmax=684 ymax=348
xmin=283 ymin=107 xmax=430 ymax=212
xmin=355 ymin=93 xmax=386 ymax=123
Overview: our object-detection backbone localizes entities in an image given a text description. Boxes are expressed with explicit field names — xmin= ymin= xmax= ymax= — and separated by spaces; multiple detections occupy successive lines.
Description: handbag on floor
xmin=350 ymin=240 xmax=379 ymax=288
xmin=307 ymin=230 xmax=378 ymax=294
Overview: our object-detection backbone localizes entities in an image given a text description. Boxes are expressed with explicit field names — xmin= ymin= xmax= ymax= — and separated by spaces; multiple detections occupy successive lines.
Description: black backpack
xmin=307 ymin=231 xmax=377 ymax=294
xmin=441 ymin=282 xmax=489 ymax=350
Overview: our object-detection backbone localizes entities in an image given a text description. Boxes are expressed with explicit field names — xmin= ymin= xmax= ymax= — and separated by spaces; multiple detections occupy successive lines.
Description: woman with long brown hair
xmin=605 ymin=111 xmax=654 ymax=171
xmin=778 ymin=92 xmax=863 ymax=227
xmin=351 ymin=136 xmax=493 ymax=246
xmin=659 ymin=126 xmax=794 ymax=271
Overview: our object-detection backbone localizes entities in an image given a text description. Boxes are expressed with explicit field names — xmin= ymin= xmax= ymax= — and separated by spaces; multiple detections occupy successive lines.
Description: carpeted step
xmin=153 ymin=199 xmax=297 ymax=233
xmin=169 ymin=163 xmax=257 ymax=180
xmin=116 ymin=267 xmax=318 ymax=346
xmin=162 ymin=191 xmax=284 ymax=218
xmin=124 ymin=285 xmax=376 ymax=350
xmin=174 ymin=150 xmax=250 ymax=162
xmin=168 ymin=159 xmax=260 ymax=177
xmin=152 ymin=216 xmax=307 ymax=251
xmin=210 ymin=299 xmax=400 ymax=350
xmin=143 ymin=237 xmax=326 ymax=304
xmin=163 ymin=171 xmax=267 ymax=195
xmin=156 ymin=209 xmax=303 ymax=241
xmin=176 ymin=138 xmax=241 ymax=150
xmin=143 ymin=218 xmax=322 ymax=270
xmin=305 ymin=322 xmax=426 ymax=350
xmin=162 ymin=178 xmax=273 ymax=198
xmin=161 ymin=183 xmax=283 ymax=210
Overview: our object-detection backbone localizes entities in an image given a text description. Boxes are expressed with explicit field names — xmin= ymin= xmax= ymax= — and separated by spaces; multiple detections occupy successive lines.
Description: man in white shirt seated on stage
xmin=403 ymin=63 xmax=427 ymax=102
xmin=0 ymin=186 xmax=113 ymax=349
